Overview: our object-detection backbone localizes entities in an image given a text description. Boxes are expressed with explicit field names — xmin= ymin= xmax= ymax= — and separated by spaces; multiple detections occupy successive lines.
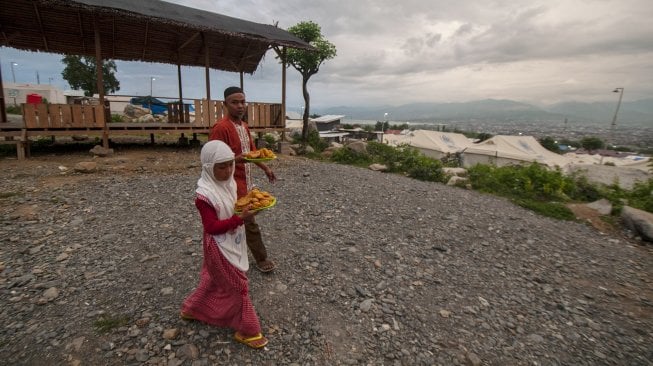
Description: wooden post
xmin=0 ymin=59 xmax=6 ymax=123
xmin=94 ymin=19 xmax=108 ymax=149
xmin=281 ymin=47 xmax=287 ymax=142
xmin=239 ymin=71 xmax=244 ymax=90
xmin=203 ymin=33 xmax=211 ymax=103
xmin=177 ymin=61 xmax=184 ymax=123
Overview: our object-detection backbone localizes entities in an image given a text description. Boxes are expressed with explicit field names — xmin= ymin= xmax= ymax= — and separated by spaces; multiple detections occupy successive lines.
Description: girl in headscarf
xmin=180 ymin=140 xmax=268 ymax=349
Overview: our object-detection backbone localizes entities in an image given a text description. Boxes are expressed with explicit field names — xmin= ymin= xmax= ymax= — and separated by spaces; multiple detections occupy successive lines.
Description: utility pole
xmin=610 ymin=87 xmax=624 ymax=147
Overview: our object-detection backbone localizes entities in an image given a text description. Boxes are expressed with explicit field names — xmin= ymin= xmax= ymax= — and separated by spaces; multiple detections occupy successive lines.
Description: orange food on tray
xmin=235 ymin=188 xmax=276 ymax=212
xmin=244 ymin=148 xmax=276 ymax=160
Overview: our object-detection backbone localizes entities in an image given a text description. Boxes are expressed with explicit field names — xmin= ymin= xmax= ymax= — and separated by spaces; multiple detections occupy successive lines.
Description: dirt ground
xmin=2 ymin=141 xmax=651 ymax=365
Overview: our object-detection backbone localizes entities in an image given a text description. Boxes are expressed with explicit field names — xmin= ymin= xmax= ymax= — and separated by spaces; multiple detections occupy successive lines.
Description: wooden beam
xmin=77 ymin=12 xmax=87 ymax=53
xmin=112 ymin=16 xmax=116 ymax=58
xmin=177 ymin=32 xmax=201 ymax=52
xmin=32 ymin=3 xmax=49 ymax=51
xmin=142 ymin=21 xmax=150 ymax=59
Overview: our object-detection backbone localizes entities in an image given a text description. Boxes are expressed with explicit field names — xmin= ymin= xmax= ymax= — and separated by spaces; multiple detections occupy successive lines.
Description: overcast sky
xmin=2 ymin=0 xmax=652 ymax=111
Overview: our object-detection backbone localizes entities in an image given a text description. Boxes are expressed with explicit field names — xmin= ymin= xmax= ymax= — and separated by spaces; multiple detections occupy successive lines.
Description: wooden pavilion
xmin=0 ymin=0 xmax=312 ymax=158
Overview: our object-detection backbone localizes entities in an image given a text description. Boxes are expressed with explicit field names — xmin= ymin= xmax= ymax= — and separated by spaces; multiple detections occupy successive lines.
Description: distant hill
xmin=315 ymin=98 xmax=653 ymax=127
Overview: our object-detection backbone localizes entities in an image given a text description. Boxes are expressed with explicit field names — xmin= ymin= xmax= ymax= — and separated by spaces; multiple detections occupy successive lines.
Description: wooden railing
xmin=191 ymin=99 xmax=284 ymax=129
xmin=22 ymin=103 xmax=105 ymax=129
xmin=12 ymin=99 xmax=284 ymax=130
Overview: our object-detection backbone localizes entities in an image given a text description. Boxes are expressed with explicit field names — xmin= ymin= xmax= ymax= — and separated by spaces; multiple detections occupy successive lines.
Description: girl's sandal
xmin=234 ymin=332 xmax=268 ymax=349
xmin=179 ymin=311 xmax=195 ymax=321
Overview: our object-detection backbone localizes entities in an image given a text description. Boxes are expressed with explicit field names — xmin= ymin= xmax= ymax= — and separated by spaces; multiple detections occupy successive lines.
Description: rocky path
xmin=1 ymin=149 xmax=652 ymax=365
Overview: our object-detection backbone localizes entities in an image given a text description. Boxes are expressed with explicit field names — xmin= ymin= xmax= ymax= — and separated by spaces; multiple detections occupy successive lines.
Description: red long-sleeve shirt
xmin=195 ymin=198 xmax=244 ymax=234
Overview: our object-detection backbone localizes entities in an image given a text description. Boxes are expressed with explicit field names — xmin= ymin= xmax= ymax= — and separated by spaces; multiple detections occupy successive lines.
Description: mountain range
xmin=314 ymin=99 xmax=653 ymax=127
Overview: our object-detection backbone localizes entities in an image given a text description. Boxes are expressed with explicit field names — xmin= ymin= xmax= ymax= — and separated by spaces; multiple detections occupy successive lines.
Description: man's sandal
xmin=255 ymin=260 xmax=276 ymax=273
xmin=234 ymin=332 xmax=268 ymax=349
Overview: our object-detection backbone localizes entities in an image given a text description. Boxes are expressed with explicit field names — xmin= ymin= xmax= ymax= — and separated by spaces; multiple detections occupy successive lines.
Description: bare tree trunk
xmin=301 ymin=75 xmax=310 ymax=142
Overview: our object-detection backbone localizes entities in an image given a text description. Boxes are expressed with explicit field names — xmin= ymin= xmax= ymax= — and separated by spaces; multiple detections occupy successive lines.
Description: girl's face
xmin=213 ymin=160 xmax=234 ymax=181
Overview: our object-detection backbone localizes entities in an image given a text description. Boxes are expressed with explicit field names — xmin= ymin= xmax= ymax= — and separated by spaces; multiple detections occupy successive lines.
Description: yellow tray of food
xmin=235 ymin=189 xmax=277 ymax=213
xmin=243 ymin=148 xmax=277 ymax=162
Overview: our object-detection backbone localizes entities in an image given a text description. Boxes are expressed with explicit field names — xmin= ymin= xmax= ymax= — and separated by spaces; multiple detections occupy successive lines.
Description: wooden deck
xmin=1 ymin=99 xmax=286 ymax=159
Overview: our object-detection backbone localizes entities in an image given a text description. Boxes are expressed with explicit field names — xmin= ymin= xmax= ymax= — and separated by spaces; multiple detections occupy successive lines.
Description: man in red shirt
xmin=209 ymin=86 xmax=277 ymax=273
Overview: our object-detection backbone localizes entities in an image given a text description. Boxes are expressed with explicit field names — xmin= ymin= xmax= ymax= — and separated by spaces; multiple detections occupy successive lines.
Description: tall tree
xmin=61 ymin=56 xmax=120 ymax=97
xmin=580 ymin=136 xmax=604 ymax=152
xmin=279 ymin=21 xmax=336 ymax=142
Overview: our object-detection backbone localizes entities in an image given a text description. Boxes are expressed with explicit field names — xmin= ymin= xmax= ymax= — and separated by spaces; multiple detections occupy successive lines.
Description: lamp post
xmin=10 ymin=62 xmax=18 ymax=83
xmin=149 ymin=77 xmax=156 ymax=112
xmin=610 ymin=87 xmax=624 ymax=146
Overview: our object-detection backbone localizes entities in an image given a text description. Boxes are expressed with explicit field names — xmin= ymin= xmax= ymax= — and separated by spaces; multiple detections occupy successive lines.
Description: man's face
xmin=224 ymin=93 xmax=246 ymax=120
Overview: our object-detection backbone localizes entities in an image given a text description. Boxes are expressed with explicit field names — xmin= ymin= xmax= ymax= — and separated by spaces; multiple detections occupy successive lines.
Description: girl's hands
xmin=238 ymin=205 xmax=258 ymax=221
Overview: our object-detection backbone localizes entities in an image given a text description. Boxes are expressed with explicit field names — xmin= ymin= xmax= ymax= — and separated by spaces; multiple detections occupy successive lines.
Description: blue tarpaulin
xmin=130 ymin=96 xmax=168 ymax=115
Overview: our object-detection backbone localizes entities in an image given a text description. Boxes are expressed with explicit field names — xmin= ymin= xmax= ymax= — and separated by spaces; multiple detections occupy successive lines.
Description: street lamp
xmin=610 ymin=87 xmax=624 ymax=146
xmin=149 ymin=77 xmax=156 ymax=112
xmin=150 ymin=77 xmax=156 ymax=97
xmin=10 ymin=62 xmax=18 ymax=83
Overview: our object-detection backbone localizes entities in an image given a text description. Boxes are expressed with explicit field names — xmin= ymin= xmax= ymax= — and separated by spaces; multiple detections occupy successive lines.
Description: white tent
xmin=383 ymin=130 xmax=474 ymax=159
xmin=461 ymin=135 xmax=570 ymax=170
xmin=565 ymin=153 xmax=651 ymax=173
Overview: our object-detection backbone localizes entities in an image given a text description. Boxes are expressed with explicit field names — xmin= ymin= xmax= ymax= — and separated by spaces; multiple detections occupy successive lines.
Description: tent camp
xmin=383 ymin=130 xmax=474 ymax=159
xmin=461 ymin=135 xmax=570 ymax=170
xmin=565 ymin=153 xmax=651 ymax=173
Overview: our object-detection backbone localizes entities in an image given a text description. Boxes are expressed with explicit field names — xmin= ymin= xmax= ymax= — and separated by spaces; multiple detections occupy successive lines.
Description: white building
xmin=3 ymin=83 xmax=67 ymax=105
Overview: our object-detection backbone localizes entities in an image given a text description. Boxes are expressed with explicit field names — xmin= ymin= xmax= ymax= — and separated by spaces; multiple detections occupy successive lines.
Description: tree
xmin=61 ymin=56 xmax=120 ymax=97
xmin=476 ymin=133 xmax=493 ymax=142
xmin=539 ymin=136 xmax=561 ymax=154
xmin=580 ymin=136 xmax=604 ymax=152
xmin=279 ymin=21 xmax=336 ymax=142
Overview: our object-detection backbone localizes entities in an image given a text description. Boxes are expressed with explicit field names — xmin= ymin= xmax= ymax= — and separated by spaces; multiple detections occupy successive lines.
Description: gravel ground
xmin=1 ymin=147 xmax=652 ymax=366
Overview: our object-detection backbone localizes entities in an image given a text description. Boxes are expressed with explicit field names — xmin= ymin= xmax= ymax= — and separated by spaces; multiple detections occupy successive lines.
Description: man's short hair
xmin=224 ymin=86 xmax=244 ymax=99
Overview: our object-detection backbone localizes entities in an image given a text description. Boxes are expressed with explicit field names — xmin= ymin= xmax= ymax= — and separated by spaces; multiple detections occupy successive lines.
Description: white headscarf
xmin=196 ymin=140 xmax=236 ymax=219
xmin=196 ymin=140 xmax=248 ymax=271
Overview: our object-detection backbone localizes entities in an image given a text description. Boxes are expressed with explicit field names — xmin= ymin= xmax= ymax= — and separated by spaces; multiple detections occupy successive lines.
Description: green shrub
xmin=626 ymin=178 xmax=653 ymax=213
xmin=331 ymin=146 xmax=372 ymax=166
xmin=330 ymin=141 xmax=445 ymax=183
xmin=263 ymin=133 xmax=277 ymax=148
xmin=468 ymin=163 xmax=574 ymax=201
xmin=6 ymin=105 xmax=22 ymax=114
xmin=513 ymin=199 xmax=576 ymax=220
xmin=566 ymin=174 xmax=601 ymax=202
xmin=292 ymin=130 xmax=328 ymax=153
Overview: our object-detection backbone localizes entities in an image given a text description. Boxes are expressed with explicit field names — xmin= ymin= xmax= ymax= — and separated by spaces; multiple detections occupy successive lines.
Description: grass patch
xmin=93 ymin=314 xmax=130 ymax=333
xmin=513 ymin=199 xmax=576 ymax=221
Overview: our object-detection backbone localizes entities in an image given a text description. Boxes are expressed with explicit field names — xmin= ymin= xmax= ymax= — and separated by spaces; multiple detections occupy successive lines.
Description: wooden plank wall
xmin=22 ymin=104 xmax=105 ymax=129
xmin=20 ymin=101 xmax=281 ymax=130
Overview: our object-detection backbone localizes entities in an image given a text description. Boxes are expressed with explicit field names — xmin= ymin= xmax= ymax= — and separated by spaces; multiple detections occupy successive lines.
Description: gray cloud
xmin=4 ymin=0 xmax=653 ymax=108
